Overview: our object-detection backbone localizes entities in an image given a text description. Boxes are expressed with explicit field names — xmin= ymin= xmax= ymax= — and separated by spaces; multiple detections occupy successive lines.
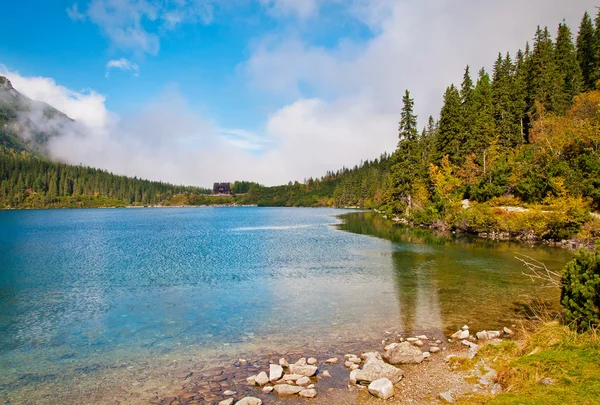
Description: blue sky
xmin=0 ymin=0 xmax=596 ymax=186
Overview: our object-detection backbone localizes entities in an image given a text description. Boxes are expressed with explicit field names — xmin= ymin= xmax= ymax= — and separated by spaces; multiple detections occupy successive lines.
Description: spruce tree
xmin=437 ymin=85 xmax=463 ymax=162
xmin=556 ymin=21 xmax=583 ymax=113
xmin=398 ymin=90 xmax=418 ymax=141
xmin=460 ymin=66 xmax=475 ymax=136
xmin=577 ymin=11 xmax=597 ymax=90
xmin=470 ymin=68 xmax=496 ymax=154
xmin=528 ymin=26 xmax=561 ymax=116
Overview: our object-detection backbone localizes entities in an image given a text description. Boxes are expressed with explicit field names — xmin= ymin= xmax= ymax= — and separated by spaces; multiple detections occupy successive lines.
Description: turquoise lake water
xmin=0 ymin=207 xmax=573 ymax=401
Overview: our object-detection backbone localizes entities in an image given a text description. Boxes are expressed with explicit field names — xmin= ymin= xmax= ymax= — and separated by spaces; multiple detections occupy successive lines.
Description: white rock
xmin=238 ymin=359 xmax=247 ymax=365
xmin=273 ymin=384 xmax=304 ymax=396
xmin=503 ymin=327 xmax=515 ymax=336
xmin=344 ymin=354 xmax=356 ymax=359
xmin=344 ymin=361 xmax=354 ymax=368
xmin=279 ymin=358 xmax=289 ymax=368
xmin=350 ymin=357 xmax=361 ymax=364
xmin=295 ymin=357 xmax=307 ymax=366
xmin=422 ymin=352 xmax=431 ymax=359
xmin=223 ymin=390 xmax=236 ymax=396
xmin=476 ymin=331 xmax=489 ymax=340
xmin=246 ymin=375 xmax=256 ymax=385
xmin=461 ymin=325 xmax=469 ymax=331
xmin=383 ymin=342 xmax=424 ymax=365
xmin=255 ymin=371 xmax=269 ymax=386
xmin=416 ymin=335 xmax=428 ymax=340
xmin=262 ymin=386 xmax=273 ymax=393
xmin=462 ymin=340 xmax=479 ymax=351
xmin=406 ymin=337 xmax=419 ymax=342
xmin=269 ymin=364 xmax=283 ymax=382
xmin=439 ymin=391 xmax=454 ymax=403
xmin=235 ymin=398 xmax=262 ymax=405
xmin=289 ymin=364 xmax=318 ymax=377
xmin=325 ymin=357 xmax=338 ymax=364
xmin=350 ymin=364 xmax=359 ymax=370
xmin=322 ymin=370 xmax=331 ymax=378
xmin=488 ymin=331 xmax=502 ymax=339
xmin=296 ymin=376 xmax=311 ymax=386
xmin=349 ymin=369 xmax=359 ymax=384
xmin=356 ymin=352 xmax=404 ymax=384
xmin=412 ymin=340 xmax=424 ymax=347
xmin=451 ymin=330 xmax=470 ymax=340
xmin=299 ymin=389 xmax=317 ymax=398
xmin=282 ymin=374 xmax=303 ymax=381
xmin=307 ymin=357 xmax=318 ymax=365
xmin=368 ymin=378 xmax=394 ymax=400
xmin=307 ymin=384 xmax=315 ymax=389
xmin=219 ymin=399 xmax=234 ymax=405
xmin=430 ymin=346 xmax=441 ymax=353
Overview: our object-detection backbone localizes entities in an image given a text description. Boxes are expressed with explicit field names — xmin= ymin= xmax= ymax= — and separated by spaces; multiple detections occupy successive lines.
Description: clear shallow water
xmin=0 ymin=207 xmax=573 ymax=398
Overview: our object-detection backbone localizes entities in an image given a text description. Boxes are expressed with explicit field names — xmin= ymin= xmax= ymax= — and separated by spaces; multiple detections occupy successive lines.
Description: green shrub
xmin=561 ymin=249 xmax=600 ymax=331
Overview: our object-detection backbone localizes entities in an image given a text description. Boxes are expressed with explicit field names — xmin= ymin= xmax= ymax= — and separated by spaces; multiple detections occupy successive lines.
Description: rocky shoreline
xmin=154 ymin=324 xmax=516 ymax=405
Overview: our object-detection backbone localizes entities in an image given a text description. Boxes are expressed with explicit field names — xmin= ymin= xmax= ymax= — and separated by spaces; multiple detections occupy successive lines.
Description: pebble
xmin=406 ymin=337 xmax=419 ymax=343
xmin=238 ymin=359 xmax=247 ymax=366
xmin=503 ymin=327 xmax=515 ymax=336
xmin=269 ymin=364 xmax=283 ymax=382
xmin=219 ymin=399 xmax=234 ymax=405
xmin=430 ymin=346 xmax=441 ymax=353
xmin=344 ymin=354 xmax=356 ymax=359
xmin=296 ymin=376 xmax=311 ymax=386
xmin=279 ymin=358 xmax=289 ymax=368
xmin=246 ymin=375 xmax=256 ymax=385
xmin=273 ymin=384 xmax=304 ymax=396
xmin=350 ymin=364 xmax=359 ymax=370
xmin=235 ymin=397 xmax=262 ymax=405
xmin=349 ymin=369 xmax=359 ymax=384
xmin=307 ymin=357 xmax=318 ymax=365
xmin=422 ymin=352 xmax=431 ymax=359
xmin=461 ymin=325 xmax=469 ymax=331
xmin=307 ymin=384 xmax=315 ymax=389
xmin=295 ymin=357 xmax=307 ymax=366
xmin=223 ymin=390 xmax=236 ymax=396
xmin=325 ymin=357 xmax=338 ymax=364
xmin=322 ymin=370 xmax=331 ymax=378
xmin=262 ymin=386 xmax=274 ymax=393
xmin=412 ymin=340 xmax=424 ymax=347
xmin=415 ymin=335 xmax=428 ymax=340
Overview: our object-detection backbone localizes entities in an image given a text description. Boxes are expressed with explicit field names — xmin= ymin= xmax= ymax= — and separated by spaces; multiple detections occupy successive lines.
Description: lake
xmin=0 ymin=207 xmax=573 ymax=403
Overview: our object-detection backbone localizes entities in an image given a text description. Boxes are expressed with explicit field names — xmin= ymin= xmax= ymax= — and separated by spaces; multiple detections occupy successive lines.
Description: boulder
xmin=235 ymin=398 xmax=262 ymax=405
xmin=356 ymin=352 xmax=404 ymax=385
xmin=383 ymin=342 xmax=424 ymax=365
xmin=295 ymin=376 xmax=311 ymax=386
xmin=289 ymin=364 xmax=318 ymax=377
xmin=299 ymin=389 xmax=317 ymax=398
xmin=255 ymin=371 xmax=269 ymax=386
xmin=269 ymin=364 xmax=283 ymax=382
xmin=273 ymin=384 xmax=304 ymax=396
xmin=307 ymin=357 xmax=318 ymax=365
xmin=368 ymin=378 xmax=394 ymax=400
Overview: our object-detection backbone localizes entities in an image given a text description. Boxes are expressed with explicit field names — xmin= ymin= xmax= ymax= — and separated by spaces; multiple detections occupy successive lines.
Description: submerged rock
xmin=355 ymin=352 xmax=403 ymax=385
xmin=383 ymin=342 xmax=424 ymax=365
xmin=322 ymin=370 xmax=331 ymax=378
xmin=368 ymin=378 xmax=394 ymax=400
xmin=274 ymin=384 xmax=304 ymax=396
xmin=235 ymin=398 xmax=262 ymax=405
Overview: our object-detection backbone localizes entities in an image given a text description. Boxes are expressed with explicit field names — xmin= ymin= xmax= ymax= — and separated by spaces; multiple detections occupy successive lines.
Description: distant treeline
xmin=0 ymin=149 xmax=212 ymax=208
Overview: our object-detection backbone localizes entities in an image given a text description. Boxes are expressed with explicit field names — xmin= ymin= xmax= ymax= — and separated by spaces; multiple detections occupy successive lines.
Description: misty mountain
xmin=0 ymin=75 xmax=74 ymax=155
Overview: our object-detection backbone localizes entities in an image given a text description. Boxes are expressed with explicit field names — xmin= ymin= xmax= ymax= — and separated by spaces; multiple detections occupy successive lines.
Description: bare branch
xmin=515 ymin=254 xmax=561 ymax=288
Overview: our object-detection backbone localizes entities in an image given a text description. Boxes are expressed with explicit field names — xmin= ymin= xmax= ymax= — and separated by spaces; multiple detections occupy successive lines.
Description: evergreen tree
xmin=528 ymin=26 xmax=561 ymax=116
xmin=398 ymin=90 xmax=418 ymax=141
xmin=460 ymin=65 xmax=475 ymax=136
xmin=556 ymin=22 xmax=583 ymax=113
xmin=577 ymin=11 xmax=597 ymax=90
xmin=469 ymin=68 xmax=496 ymax=154
xmin=437 ymin=85 xmax=463 ymax=162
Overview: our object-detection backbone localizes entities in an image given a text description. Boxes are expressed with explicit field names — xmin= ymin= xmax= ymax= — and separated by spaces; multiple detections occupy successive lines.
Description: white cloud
xmin=105 ymin=57 xmax=140 ymax=77
xmin=68 ymin=0 xmax=215 ymax=56
xmin=259 ymin=0 xmax=319 ymax=20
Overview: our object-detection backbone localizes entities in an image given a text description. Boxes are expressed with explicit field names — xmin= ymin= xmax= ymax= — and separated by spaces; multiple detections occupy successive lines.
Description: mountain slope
xmin=0 ymin=75 xmax=73 ymax=155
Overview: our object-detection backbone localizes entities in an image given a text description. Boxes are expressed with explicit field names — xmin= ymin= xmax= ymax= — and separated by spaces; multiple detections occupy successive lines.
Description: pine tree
xmin=528 ymin=26 xmax=561 ymax=116
xmin=399 ymin=90 xmax=418 ymax=141
xmin=577 ymin=11 xmax=597 ymax=90
xmin=470 ymin=68 xmax=496 ymax=154
xmin=556 ymin=21 xmax=583 ymax=113
xmin=460 ymin=66 xmax=475 ymax=137
xmin=516 ymin=45 xmax=532 ymax=142
xmin=492 ymin=53 xmax=513 ymax=144
xmin=437 ymin=85 xmax=463 ymax=162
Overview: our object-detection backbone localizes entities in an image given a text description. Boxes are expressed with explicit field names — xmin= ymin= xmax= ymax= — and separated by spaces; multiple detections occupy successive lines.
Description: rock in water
xmin=383 ymin=342 xmax=424 ymax=365
xmin=279 ymin=358 xmax=289 ymax=368
xmin=296 ymin=376 xmax=310 ymax=386
xmin=219 ymin=399 xmax=234 ymax=405
xmin=355 ymin=352 xmax=403 ymax=385
xmin=262 ymin=386 xmax=274 ymax=393
xmin=269 ymin=364 xmax=283 ymax=382
xmin=368 ymin=378 xmax=394 ymax=400
xmin=255 ymin=371 xmax=269 ymax=386
xmin=325 ymin=357 xmax=338 ymax=364
xmin=295 ymin=357 xmax=307 ymax=366
xmin=307 ymin=357 xmax=318 ymax=365
xmin=274 ymin=384 xmax=304 ymax=396
xmin=322 ymin=370 xmax=331 ymax=378
xmin=349 ymin=369 xmax=359 ymax=384
xmin=235 ymin=398 xmax=262 ymax=405
xmin=289 ymin=364 xmax=318 ymax=377
xmin=299 ymin=389 xmax=317 ymax=398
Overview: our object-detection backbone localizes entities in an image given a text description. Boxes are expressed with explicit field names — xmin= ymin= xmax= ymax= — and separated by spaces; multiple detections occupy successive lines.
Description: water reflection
xmin=336 ymin=211 xmax=573 ymax=333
